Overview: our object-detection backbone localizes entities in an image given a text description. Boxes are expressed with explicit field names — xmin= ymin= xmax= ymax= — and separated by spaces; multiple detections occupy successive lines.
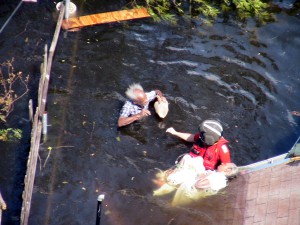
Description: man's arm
xmin=118 ymin=114 xmax=140 ymax=127
xmin=155 ymin=89 xmax=164 ymax=98
xmin=147 ymin=90 xmax=163 ymax=103
xmin=118 ymin=109 xmax=151 ymax=127
xmin=166 ymin=127 xmax=195 ymax=142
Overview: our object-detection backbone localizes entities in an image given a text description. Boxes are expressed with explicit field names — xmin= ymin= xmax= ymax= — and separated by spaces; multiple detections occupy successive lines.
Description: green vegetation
xmin=0 ymin=128 xmax=22 ymax=142
xmin=0 ymin=59 xmax=29 ymax=142
xmin=134 ymin=0 xmax=274 ymax=25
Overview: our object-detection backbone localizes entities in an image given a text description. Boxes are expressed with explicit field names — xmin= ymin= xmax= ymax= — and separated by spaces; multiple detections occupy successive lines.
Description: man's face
xmin=134 ymin=90 xmax=147 ymax=106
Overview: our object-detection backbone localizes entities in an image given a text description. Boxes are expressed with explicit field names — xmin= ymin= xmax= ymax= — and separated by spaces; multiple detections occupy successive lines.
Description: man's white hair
xmin=125 ymin=83 xmax=144 ymax=100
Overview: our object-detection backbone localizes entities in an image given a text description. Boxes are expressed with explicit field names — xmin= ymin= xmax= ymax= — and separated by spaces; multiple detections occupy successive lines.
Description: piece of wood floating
xmin=61 ymin=8 xmax=151 ymax=30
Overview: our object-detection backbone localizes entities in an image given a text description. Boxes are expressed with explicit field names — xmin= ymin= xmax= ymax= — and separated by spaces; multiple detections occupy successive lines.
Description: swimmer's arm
xmin=166 ymin=127 xmax=194 ymax=142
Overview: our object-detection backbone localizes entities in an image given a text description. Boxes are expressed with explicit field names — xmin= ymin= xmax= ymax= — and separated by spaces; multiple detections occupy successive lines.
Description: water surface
xmin=0 ymin=1 xmax=299 ymax=224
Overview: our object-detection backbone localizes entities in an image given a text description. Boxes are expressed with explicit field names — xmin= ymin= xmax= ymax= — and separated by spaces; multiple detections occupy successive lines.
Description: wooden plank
xmin=20 ymin=110 xmax=42 ymax=225
xmin=62 ymin=8 xmax=151 ymax=30
xmin=39 ymin=3 xmax=65 ymax=118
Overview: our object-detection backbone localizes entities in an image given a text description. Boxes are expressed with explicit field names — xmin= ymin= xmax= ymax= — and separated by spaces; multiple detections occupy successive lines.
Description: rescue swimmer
xmin=166 ymin=119 xmax=232 ymax=171
xmin=152 ymin=120 xmax=238 ymax=206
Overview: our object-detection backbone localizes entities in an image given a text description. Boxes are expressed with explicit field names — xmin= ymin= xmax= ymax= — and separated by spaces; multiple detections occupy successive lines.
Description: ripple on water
xmin=151 ymin=60 xmax=198 ymax=67
xmin=187 ymin=70 xmax=258 ymax=105
xmin=165 ymin=46 xmax=189 ymax=52
xmin=221 ymin=55 xmax=279 ymax=84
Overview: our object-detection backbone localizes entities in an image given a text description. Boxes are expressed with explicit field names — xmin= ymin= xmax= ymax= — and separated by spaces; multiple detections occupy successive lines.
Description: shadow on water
xmin=0 ymin=0 xmax=300 ymax=224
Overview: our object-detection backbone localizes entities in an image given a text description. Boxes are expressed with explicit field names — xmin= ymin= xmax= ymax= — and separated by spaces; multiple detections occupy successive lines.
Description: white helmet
xmin=199 ymin=120 xmax=223 ymax=145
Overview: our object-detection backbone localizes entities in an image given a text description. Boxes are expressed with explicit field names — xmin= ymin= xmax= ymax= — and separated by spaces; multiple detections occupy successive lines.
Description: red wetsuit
xmin=189 ymin=133 xmax=231 ymax=170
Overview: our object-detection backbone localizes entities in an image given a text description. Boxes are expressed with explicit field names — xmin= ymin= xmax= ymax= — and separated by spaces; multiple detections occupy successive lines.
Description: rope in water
xmin=0 ymin=0 xmax=23 ymax=35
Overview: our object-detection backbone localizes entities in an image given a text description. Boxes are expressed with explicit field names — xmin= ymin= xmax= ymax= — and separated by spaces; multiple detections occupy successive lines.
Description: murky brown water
xmin=0 ymin=0 xmax=299 ymax=224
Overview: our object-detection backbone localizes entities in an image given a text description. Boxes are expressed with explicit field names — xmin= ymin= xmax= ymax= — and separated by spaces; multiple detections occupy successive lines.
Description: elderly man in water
xmin=118 ymin=83 xmax=165 ymax=127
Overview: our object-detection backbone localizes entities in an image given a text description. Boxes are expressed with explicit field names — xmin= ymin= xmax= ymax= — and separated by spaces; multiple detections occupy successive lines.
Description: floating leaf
xmin=116 ymin=137 xmax=121 ymax=142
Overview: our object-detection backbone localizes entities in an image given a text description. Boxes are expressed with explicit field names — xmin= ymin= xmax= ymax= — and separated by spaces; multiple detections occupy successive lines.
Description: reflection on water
xmin=0 ymin=0 xmax=300 ymax=224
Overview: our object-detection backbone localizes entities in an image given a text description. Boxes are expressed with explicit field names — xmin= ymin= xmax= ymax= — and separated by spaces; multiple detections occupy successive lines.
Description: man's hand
xmin=155 ymin=90 xmax=163 ymax=98
xmin=136 ymin=109 xmax=151 ymax=119
xmin=118 ymin=109 xmax=151 ymax=127
xmin=156 ymin=95 xmax=167 ymax=103
xmin=166 ymin=127 xmax=194 ymax=142
xmin=161 ymin=96 xmax=167 ymax=102
xmin=166 ymin=127 xmax=176 ymax=135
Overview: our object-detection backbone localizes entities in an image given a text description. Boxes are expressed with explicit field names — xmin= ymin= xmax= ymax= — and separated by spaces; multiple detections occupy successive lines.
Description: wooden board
xmin=62 ymin=8 xmax=151 ymax=30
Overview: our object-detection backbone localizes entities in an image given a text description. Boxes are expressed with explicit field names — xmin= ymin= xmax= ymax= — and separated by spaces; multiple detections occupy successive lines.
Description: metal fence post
xmin=28 ymin=99 xmax=33 ymax=122
xmin=42 ymin=112 xmax=48 ymax=135
xmin=64 ymin=0 xmax=70 ymax=19
xmin=96 ymin=194 xmax=105 ymax=225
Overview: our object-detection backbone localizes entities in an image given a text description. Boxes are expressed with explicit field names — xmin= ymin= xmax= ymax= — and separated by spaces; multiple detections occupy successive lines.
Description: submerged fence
xmin=20 ymin=5 xmax=65 ymax=225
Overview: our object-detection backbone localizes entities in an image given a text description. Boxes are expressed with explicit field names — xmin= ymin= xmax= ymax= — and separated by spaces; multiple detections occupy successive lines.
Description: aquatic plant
xmin=0 ymin=128 xmax=22 ymax=142
xmin=0 ymin=59 xmax=29 ymax=141
xmin=134 ymin=0 xmax=274 ymax=24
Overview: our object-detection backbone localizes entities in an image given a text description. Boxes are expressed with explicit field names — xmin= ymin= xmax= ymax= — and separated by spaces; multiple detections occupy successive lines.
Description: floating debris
xmin=291 ymin=111 xmax=300 ymax=117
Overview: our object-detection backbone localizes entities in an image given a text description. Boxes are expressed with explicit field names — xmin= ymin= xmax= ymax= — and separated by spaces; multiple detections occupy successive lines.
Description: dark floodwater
xmin=0 ymin=0 xmax=299 ymax=224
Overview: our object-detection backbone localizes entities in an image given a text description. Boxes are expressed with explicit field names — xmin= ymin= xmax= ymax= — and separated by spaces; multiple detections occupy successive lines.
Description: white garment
xmin=171 ymin=171 xmax=227 ymax=206
xmin=166 ymin=155 xmax=205 ymax=186
xmin=179 ymin=154 xmax=206 ymax=173
xmin=153 ymin=155 xmax=227 ymax=206
xmin=194 ymin=170 xmax=227 ymax=191
xmin=206 ymin=171 xmax=227 ymax=191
